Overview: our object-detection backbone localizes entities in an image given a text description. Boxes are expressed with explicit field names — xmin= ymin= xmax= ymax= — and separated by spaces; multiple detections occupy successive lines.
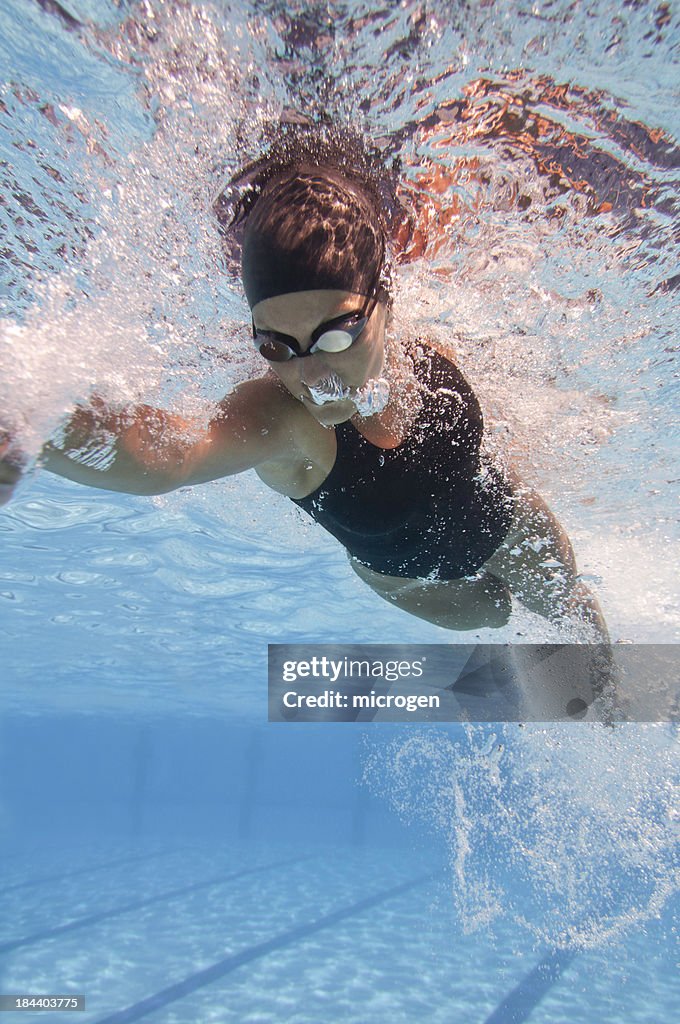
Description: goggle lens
xmin=256 ymin=338 xmax=295 ymax=362
xmin=314 ymin=329 xmax=352 ymax=352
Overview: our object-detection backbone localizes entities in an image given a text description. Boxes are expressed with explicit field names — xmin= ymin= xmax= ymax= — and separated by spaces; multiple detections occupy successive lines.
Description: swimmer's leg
xmin=349 ymin=558 xmax=512 ymax=631
xmin=481 ymin=483 xmax=617 ymax=719
xmin=482 ymin=484 xmax=609 ymax=641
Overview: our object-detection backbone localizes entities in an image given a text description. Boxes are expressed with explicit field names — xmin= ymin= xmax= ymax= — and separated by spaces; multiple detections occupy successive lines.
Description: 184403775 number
xmin=0 ymin=995 xmax=85 ymax=1011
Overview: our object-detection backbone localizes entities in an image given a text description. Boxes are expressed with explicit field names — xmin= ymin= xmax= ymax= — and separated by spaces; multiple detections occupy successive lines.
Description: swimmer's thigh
xmin=348 ymin=557 xmax=511 ymax=631
xmin=482 ymin=486 xmax=605 ymax=631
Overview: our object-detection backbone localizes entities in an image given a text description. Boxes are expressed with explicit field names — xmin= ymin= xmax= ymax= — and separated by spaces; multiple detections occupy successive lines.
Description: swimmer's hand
xmin=40 ymin=397 xmax=217 ymax=495
xmin=0 ymin=435 xmax=25 ymax=506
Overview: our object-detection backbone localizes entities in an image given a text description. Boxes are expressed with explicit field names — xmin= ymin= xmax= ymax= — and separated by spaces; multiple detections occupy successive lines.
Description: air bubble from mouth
xmin=307 ymin=373 xmax=348 ymax=406
xmin=306 ymin=373 xmax=390 ymax=415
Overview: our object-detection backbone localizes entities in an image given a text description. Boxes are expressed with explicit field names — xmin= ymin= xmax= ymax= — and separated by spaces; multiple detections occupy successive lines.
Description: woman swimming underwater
xmin=0 ymin=127 xmax=607 ymax=639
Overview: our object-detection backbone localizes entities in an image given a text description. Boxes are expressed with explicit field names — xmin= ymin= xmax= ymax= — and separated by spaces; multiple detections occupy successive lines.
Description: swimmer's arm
xmin=38 ymin=379 xmax=300 ymax=495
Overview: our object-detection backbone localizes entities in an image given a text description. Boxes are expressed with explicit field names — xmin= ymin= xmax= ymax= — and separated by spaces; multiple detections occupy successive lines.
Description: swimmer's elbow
xmin=114 ymin=412 xmax=232 ymax=490
xmin=111 ymin=473 xmax=183 ymax=496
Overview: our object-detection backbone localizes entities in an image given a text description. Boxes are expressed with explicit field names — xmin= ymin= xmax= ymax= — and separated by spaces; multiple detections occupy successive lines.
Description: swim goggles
xmin=252 ymin=263 xmax=385 ymax=363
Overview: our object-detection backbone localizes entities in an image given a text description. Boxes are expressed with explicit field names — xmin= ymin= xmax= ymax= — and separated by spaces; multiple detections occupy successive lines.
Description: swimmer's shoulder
xmin=406 ymin=338 xmax=475 ymax=395
xmin=409 ymin=337 xmax=458 ymax=369
xmin=215 ymin=374 xmax=335 ymax=496
xmin=217 ymin=373 xmax=325 ymax=442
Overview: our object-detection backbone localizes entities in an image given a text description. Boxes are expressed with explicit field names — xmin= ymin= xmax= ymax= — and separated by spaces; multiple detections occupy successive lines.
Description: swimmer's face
xmin=250 ymin=289 xmax=387 ymax=425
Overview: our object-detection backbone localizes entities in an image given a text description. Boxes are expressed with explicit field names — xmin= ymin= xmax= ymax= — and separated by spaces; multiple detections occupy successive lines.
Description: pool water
xmin=1 ymin=718 xmax=678 ymax=1024
xmin=0 ymin=0 xmax=678 ymax=1020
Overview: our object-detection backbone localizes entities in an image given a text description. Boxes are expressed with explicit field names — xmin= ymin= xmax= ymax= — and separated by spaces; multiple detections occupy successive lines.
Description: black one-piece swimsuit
xmin=292 ymin=344 xmax=514 ymax=580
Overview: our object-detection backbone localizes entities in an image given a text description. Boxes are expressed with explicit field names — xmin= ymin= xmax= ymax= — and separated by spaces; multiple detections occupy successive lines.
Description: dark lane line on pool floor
xmin=91 ymin=872 xmax=439 ymax=1024
xmin=483 ymin=948 xmax=578 ymax=1024
xmin=0 ymin=856 xmax=312 ymax=955
xmin=0 ymin=846 xmax=195 ymax=895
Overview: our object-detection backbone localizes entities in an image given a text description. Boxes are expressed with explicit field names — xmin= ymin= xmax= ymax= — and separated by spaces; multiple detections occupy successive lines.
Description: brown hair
xmin=214 ymin=120 xmax=411 ymax=298
xmin=240 ymin=166 xmax=385 ymax=307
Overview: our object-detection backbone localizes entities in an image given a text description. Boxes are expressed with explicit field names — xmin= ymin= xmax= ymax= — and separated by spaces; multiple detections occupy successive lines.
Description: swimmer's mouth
xmin=304 ymin=374 xmax=390 ymax=416
xmin=305 ymin=375 xmax=350 ymax=406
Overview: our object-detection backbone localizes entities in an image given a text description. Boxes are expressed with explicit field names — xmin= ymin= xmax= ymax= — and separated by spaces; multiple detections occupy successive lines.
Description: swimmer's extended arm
xmin=38 ymin=378 xmax=303 ymax=495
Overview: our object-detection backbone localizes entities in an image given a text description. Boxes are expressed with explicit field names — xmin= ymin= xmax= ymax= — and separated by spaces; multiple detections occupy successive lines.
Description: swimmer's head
xmin=214 ymin=124 xmax=406 ymax=423
xmin=214 ymin=120 xmax=408 ymax=299
xmin=240 ymin=167 xmax=386 ymax=308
